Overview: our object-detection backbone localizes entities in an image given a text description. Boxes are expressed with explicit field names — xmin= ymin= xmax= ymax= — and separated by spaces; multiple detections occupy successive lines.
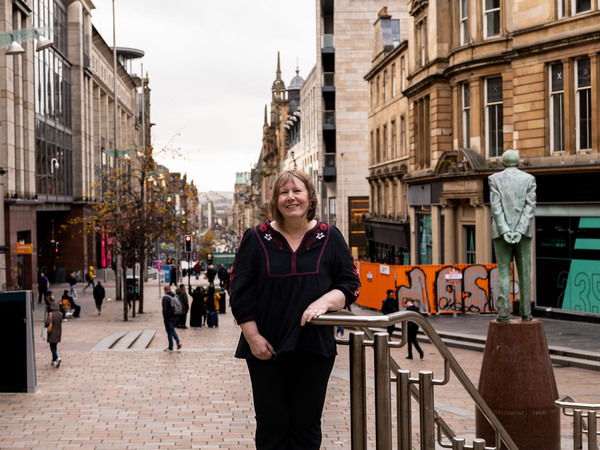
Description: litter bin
xmin=0 ymin=291 xmax=36 ymax=392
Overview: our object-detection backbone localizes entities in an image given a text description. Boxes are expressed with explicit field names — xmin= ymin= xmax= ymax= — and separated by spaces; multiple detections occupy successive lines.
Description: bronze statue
xmin=488 ymin=150 xmax=536 ymax=322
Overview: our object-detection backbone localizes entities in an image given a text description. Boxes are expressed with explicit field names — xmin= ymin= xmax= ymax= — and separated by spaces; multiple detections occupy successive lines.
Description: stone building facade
xmin=366 ymin=0 xmax=600 ymax=317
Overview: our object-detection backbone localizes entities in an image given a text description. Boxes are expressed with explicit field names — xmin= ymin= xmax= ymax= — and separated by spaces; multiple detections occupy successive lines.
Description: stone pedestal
xmin=475 ymin=319 xmax=560 ymax=450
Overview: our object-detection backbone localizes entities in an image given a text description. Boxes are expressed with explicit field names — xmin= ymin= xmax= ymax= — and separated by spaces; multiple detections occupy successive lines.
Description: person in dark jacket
xmin=162 ymin=286 xmax=182 ymax=351
xmin=217 ymin=264 xmax=227 ymax=287
xmin=93 ymin=281 xmax=105 ymax=315
xmin=206 ymin=265 xmax=216 ymax=284
xmin=68 ymin=272 xmax=78 ymax=299
xmin=405 ymin=299 xmax=424 ymax=359
xmin=38 ymin=272 xmax=49 ymax=304
xmin=45 ymin=300 xmax=64 ymax=367
xmin=189 ymin=286 xmax=207 ymax=328
xmin=381 ymin=289 xmax=399 ymax=335
xmin=175 ymin=284 xmax=189 ymax=328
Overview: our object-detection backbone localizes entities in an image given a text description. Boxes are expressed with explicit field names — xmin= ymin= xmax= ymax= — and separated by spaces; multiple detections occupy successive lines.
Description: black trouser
xmin=246 ymin=350 xmax=335 ymax=450
xmin=407 ymin=324 xmax=423 ymax=358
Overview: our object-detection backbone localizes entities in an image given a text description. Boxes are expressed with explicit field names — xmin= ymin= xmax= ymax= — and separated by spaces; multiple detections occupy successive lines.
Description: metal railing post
xmin=397 ymin=369 xmax=412 ymax=450
xmin=350 ymin=332 xmax=367 ymax=450
xmin=574 ymin=409 xmax=583 ymax=450
xmin=374 ymin=332 xmax=392 ymax=449
xmin=588 ymin=410 xmax=598 ymax=450
xmin=473 ymin=438 xmax=487 ymax=449
xmin=419 ymin=371 xmax=435 ymax=450
xmin=451 ymin=437 xmax=465 ymax=449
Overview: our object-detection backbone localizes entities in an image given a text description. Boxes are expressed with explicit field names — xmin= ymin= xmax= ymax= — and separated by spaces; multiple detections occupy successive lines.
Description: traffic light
xmin=206 ymin=252 xmax=213 ymax=265
xmin=52 ymin=241 xmax=62 ymax=258
xmin=184 ymin=235 xmax=192 ymax=252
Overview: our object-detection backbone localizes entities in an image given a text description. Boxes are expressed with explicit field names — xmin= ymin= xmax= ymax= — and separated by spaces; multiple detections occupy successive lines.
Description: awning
xmin=366 ymin=221 xmax=409 ymax=249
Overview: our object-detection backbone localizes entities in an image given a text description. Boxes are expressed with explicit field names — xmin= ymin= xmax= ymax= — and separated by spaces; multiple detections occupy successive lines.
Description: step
xmin=128 ymin=329 xmax=156 ymax=349
xmin=91 ymin=331 xmax=128 ymax=351
xmin=111 ymin=330 xmax=143 ymax=350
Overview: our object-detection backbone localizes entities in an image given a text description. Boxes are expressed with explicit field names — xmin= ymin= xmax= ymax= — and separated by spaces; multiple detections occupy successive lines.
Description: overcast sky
xmin=91 ymin=1 xmax=316 ymax=192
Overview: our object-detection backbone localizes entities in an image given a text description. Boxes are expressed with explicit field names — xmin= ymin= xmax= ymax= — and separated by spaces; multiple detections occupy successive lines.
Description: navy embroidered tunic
xmin=230 ymin=220 xmax=360 ymax=360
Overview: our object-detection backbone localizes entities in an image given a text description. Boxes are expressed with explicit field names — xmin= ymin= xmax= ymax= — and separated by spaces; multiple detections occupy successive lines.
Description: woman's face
xmin=277 ymin=177 xmax=309 ymax=222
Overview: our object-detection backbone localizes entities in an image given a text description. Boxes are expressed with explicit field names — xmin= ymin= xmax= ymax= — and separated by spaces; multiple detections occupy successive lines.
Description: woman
xmin=230 ymin=169 xmax=360 ymax=449
xmin=45 ymin=299 xmax=64 ymax=367
xmin=189 ymin=286 xmax=207 ymax=329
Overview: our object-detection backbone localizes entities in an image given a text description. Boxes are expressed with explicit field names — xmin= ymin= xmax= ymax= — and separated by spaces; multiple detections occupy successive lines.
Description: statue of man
xmin=488 ymin=150 xmax=536 ymax=322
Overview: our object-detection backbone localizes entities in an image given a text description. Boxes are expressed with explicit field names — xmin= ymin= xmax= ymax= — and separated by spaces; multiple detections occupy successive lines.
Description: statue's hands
xmin=512 ymin=232 xmax=522 ymax=243
xmin=502 ymin=232 xmax=513 ymax=244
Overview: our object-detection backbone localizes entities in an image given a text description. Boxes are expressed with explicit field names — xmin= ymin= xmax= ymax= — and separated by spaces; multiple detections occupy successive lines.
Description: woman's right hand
xmin=240 ymin=321 xmax=276 ymax=360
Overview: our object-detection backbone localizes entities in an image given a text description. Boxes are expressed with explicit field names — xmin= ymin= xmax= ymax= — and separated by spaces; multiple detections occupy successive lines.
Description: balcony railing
xmin=323 ymin=72 xmax=335 ymax=87
xmin=321 ymin=34 xmax=334 ymax=49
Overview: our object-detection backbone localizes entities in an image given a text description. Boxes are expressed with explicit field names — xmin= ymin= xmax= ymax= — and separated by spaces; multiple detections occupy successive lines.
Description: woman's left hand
xmin=301 ymin=289 xmax=346 ymax=326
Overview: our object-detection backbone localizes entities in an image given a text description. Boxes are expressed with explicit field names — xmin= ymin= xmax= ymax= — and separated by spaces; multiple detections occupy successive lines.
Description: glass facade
xmin=536 ymin=216 xmax=600 ymax=314
xmin=33 ymin=0 xmax=73 ymax=197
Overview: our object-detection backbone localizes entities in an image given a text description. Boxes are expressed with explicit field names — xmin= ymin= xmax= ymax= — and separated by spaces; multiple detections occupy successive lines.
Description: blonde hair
xmin=268 ymin=169 xmax=318 ymax=222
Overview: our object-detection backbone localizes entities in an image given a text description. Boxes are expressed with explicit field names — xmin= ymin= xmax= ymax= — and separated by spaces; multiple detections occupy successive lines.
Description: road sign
xmin=445 ymin=269 xmax=463 ymax=282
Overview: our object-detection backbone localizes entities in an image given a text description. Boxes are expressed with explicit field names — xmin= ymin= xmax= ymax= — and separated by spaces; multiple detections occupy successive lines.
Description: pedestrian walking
xmin=93 ymin=281 xmax=105 ymax=315
xmin=38 ymin=272 xmax=49 ymax=304
xmin=405 ymin=299 xmax=424 ymax=359
xmin=45 ymin=299 xmax=64 ymax=367
xmin=217 ymin=264 xmax=227 ymax=288
xmin=189 ymin=286 xmax=206 ymax=329
xmin=206 ymin=264 xmax=216 ymax=285
xmin=206 ymin=284 xmax=220 ymax=327
xmin=68 ymin=272 xmax=78 ymax=299
xmin=229 ymin=169 xmax=361 ymax=449
xmin=193 ymin=261 xmax=201 ymax=280
xmin=83 ymin=266 xmax=95 ymax=292
xmin=175 ymin=284 xmax=189 ymax=328
xmin=162 ymin=286 xmax=182 ymax=351
xmin=381 ymin=289 xmax=399 ymax=335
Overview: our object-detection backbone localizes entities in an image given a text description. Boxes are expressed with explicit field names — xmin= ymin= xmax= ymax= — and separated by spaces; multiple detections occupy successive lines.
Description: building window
xmin=415 ymin=97 xmax=431 ymax=168
xmin=383 ymin=124 xmax=388 ymax=160
xmin=460 ymin=0 xmax=469 ymax=45
xmin=392 ymin=63 xmax=396 ymax=97
xmin=391 ymin=120 xmax=397 ymax=159
xmin=415 ymin=18 xmax=427 ymax=67
xmin=557 ymin=0 xmax=565 ymax=18
xmin=329 ymin=197 xmax=337 ymax=226
xmin=370 ymin=81 xmax=374 ymax=110
xmin=401 ymin=56 xmax=406 ymax=91
xmin=484 ymin=0 xmax=500 ymax=38
xmin=400 ymin=115 xmax=406 ymax=156
xmin=485 ymin=76 xmax=503 ymax=158
xmin=376 ymin=76 xmax=381 ymax=106
xmin=576 ymin=57 xmax=591 ymax=152
xmin=572 ymin=0 xmax=591 ymax=14
xmin=383 ymin=70 xmax=388 ymax=103
xmin=417 ymin=210 xmax=432 ymax=265
xmin=462 ymin=83 xmax=471 ymax=148
xmin=370 ymin=130 xmax=375 ymax=165
xmin=550 ymin=63 xmax=565 ymax=153
xmin=465 ymin=225 xmax=476 ymax=264
xmin=376 ymin=128 xmax=381 ymax=163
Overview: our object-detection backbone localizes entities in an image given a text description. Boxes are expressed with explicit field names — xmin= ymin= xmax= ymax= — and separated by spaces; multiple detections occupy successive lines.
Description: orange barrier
xmin=356 ymin=262 xmax=501 ymax=314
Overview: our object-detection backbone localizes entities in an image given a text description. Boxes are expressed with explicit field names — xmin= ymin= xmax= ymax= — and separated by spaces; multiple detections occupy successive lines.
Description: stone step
xmin=91 ymin=330 xmax=156 ymax=351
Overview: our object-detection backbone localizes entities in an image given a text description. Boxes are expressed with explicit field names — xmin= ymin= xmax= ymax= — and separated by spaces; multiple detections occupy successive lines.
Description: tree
xmin=81 ymin=148 xmax=187 ymax=320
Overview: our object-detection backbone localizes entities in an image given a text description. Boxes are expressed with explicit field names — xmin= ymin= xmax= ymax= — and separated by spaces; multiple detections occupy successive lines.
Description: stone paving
xmin=0 ymin=277 xmax=598 ymax=449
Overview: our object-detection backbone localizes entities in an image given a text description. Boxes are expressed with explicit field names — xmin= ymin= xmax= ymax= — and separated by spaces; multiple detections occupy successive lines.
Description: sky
xmin=91 ymin=0 xmax=316 ymax=192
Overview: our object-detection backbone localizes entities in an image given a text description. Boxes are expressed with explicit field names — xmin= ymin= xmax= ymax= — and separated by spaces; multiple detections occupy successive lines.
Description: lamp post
xmin=1 ymin=28 xmax=53 ymax=290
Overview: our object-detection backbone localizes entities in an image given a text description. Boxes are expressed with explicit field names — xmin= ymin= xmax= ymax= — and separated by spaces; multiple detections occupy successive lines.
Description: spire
xmin=272 ymin=51 xmax=286 ymax=102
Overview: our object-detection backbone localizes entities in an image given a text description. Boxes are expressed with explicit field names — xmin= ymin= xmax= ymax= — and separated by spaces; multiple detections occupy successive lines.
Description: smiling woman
xmin=229 ymin=169 xmax=360 ymax=449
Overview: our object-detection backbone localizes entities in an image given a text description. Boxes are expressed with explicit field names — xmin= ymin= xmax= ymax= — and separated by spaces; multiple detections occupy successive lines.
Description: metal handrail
xmin=313 ymin=310 xmax=518 ymax=449
xmin=556 ymin=396 xmax=599 ymax=450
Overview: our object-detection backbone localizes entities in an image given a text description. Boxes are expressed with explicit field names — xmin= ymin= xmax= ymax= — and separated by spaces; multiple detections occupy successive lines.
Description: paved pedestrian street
xmin=1 ymin=278 xmax=598 ymax=448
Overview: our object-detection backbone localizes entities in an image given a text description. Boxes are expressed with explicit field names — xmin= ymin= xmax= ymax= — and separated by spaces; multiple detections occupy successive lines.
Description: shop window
xmin=417 ymin=211 xmax=432 ymax=265
xmin=465 ymin=225 xmax=476 ymax=264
